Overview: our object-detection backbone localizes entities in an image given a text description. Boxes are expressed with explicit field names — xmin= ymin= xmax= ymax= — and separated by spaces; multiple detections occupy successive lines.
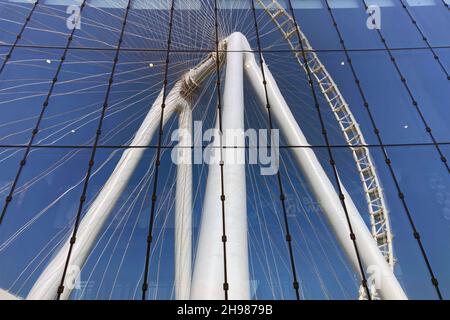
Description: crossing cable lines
xmin=55 ymin=0 xmax=133 ymax=300
xmin=0 ymin=0 xmax=41 ymax=75
xmin=213 ymin=0 xmax=230 ymax=300
xmin=141 ymin=0 xmax=176 ymax=301
xmin=250 ymin=0 xmax=301 ymax=300
xmin=3 ymin=42 xmax=450 ymax=53
xmin=285 ymin=0 xmax=373 ymax=300
xmin=395 ymin=0 xmax=449 ymax=78
xmin=359 ymin=0 xmax=450 ymax=175
xmin=324 ymin=0 xmax=444 ymax=300
xmin=0 ymin=0 xmax=89 ymax=226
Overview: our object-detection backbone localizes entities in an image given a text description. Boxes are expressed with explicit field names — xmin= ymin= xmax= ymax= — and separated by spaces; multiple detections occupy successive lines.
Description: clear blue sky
xmin=0 ymin=0 xmax=449 ymax=300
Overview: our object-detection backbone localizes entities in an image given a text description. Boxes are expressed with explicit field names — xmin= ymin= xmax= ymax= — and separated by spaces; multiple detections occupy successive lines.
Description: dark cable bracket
xmin=56 ymin=0 xmax=132 ymax=300
xmin=213 ymin=0 xmax=230 ymax=301
xmin=360 ymin=0 xmax=449 ymax=174
xmin=325 ymin=0 xmax=444 ymax=299
xmin=250 ymin=0 xmax=301 ymax=300
xmin=0 ymin=0 xmax=41 ymax=75
xmin=439 ymin=0 xmax=450 ymax=11
xmin=0 ymin=0 xmax=89 ymax=226
xmin=141 ymin=0 xmax=175 ymax=301
xmin=286 ymin=0 xmax=372 ymax=300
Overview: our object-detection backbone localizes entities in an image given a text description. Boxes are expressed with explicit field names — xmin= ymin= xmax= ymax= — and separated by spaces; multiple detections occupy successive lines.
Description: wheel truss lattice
xmin=256 ymin=0 xmax=394 ymax=273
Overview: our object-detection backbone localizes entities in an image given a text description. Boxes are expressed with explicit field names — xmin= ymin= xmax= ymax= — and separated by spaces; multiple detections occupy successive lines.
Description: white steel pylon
xmin=192 ymin=32 xmax=406 ymax=300
xmin=256 ymin=0 xmax=394 ymax=271
xmin=25 ymin=33 xmax=406 ymax=300
xmin=191 ymin=32 xmax=250 ymax=300
xmin=174 ymin=106 xmax=193 ymax=300
xmin=26 ymin=50 xmax=225 ymax=300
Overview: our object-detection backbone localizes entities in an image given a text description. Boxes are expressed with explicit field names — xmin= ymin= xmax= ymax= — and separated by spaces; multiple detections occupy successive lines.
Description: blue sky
xmin=0 ymin=0 xmax=449 ymax=300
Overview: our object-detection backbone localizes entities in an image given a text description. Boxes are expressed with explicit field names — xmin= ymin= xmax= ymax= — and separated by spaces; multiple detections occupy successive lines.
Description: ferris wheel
xmin=0 ymin=0 xmax=404 ymax=301
xmin=256 ymin=0 xmax=394 ymax=272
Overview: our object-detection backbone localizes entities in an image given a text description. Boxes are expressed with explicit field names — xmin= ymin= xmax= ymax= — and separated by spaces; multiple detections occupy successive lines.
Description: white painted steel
xmin=27 ymin=31 xmax=405 ymax=301
xmin=256 ymin=0 xmax=394 ymax=274
xmin=27 ymin=50 xmax=225 ymax=300
xmin=191 ymin=33 xmax=250 ymax=300
xmin=237 ymin=32 xmax=405 ymax=300
xmin=174 ymin=106 xmax=193 ymax=300
xmin=27 ymin=87 xmax=182 ymax=300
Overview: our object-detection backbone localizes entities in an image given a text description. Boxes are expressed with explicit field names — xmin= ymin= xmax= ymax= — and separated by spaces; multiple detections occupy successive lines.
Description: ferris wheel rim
xmin=255 ymin=0 xmax=395 ymax=275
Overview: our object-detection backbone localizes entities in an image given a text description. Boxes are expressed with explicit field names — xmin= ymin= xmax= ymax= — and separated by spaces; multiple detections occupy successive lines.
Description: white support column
xmin=27 ymin=43 xmax=224 ymax=300
xmin=191 ymin=33 xmax=250 ymax=300
xmin=174 ymin=106 xmax=193 ymax=300
xmin=239 ymin=31 xmax=407 ymax=299
xmin=26 ymin=31 xmax=406 ymax=301
xmin=27 ymin=87 xmax=181 ymax=300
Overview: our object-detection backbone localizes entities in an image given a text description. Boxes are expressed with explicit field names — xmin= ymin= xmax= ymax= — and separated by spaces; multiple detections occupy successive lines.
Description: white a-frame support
xmin=27 ymin=32 xmax=406 ymax=300
xmin=191 ymin=32 xmax=250 ymax=300
xmin=174 ymin=106 xmax=193 ymax=300
xmin=27 ymin=85 xmax=191 ymax=300
xmin=27 ymin=51 xmax=224 ymax=300
xmin=191 ymin=33 xmax=406 ymax=300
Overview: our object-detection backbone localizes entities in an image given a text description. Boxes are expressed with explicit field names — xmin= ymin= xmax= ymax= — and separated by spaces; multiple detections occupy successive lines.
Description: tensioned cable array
xmin=286 ymin=0 xmax=372 ymax=300
xmin=3 ymin=42 xmax=450 ymax=53
xmin=56 ymin=0 xmax=133 ymax=300
xmin=394 ymin=0 xmax=449 ymax=79
xmin=324 ymin=0 xmax=444 ymax=300
xmin=0 ymin=0 xmax=448 ymax=300
xmin=359 ymin=0 xmax=449 ymax=175
xmin=250 ymin=0 xmax=300 ymax=300
xmin=0 ymin=0 xmax=89 ymax=226
xmin=0 ymin=142 xmax=449 ymax=150
xmin=213 ymin=0 xmax=230 ymax=300
xmin=0 ymin=0 xmax=41 ymax=75
xmin=141 ymin=0 xmax=175 ymax=301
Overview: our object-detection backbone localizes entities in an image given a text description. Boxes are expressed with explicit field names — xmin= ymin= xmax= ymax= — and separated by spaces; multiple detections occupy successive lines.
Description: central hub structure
xmin=24 ymin=33 xmax=406 ymax=301
xmin=191 ymin=33 xmax=250 ymax=300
